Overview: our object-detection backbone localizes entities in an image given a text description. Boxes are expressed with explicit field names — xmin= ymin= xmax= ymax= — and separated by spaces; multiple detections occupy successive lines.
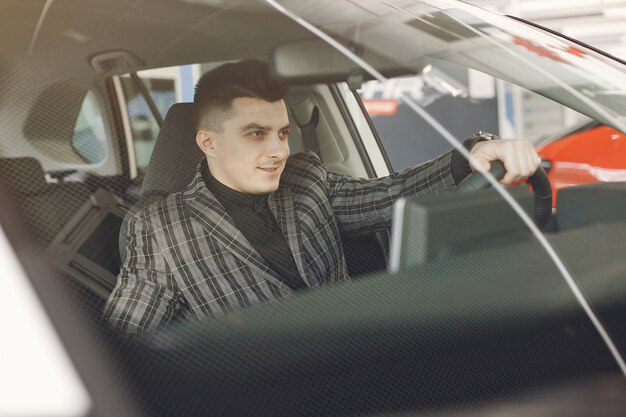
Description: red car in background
xmin=537 ymin=122 xmax=626 ymax=205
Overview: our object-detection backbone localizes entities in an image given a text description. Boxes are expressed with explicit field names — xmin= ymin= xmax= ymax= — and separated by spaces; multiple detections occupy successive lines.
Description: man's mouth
xmin=258 ymin=167 xmax=280 ymax=173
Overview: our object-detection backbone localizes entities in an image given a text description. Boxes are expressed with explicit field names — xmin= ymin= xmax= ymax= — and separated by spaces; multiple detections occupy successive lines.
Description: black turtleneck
xmin=201 ymin=164 xmax=307 ymax=291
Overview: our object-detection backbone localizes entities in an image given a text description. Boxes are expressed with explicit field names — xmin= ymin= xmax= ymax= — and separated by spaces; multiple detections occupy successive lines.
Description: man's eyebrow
xmin=240 ymin=122 xmax=270 ymax=132
xmin=239 ymin=123 xmax=291 ymax=131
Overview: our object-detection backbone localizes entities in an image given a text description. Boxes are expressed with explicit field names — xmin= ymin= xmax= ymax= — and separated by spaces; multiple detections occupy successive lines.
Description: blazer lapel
xmin=268 ymin=188 xmax=314 ymax=288
xmin=181 ymin=168 xmax=287 ymax=290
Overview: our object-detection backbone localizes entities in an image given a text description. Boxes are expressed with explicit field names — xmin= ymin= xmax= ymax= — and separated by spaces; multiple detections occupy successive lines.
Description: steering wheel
xmin=456 ymin=160 xmax=552 ymax=228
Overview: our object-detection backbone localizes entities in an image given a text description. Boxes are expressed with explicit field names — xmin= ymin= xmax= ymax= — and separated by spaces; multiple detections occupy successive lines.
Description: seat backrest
xmin=0 ymin=157 xmax=91 ymax=246
xmin=119 ymin=103 xmax=200 ymax=261
xmin=0 ymin=157 xmax=48 ymax=195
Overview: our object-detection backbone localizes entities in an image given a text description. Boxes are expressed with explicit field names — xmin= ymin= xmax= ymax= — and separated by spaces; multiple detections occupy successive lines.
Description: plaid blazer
xmin=103 ymin=151 xmax=455 ymax=334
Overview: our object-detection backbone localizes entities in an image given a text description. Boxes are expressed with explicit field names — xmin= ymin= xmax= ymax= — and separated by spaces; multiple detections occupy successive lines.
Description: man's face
xmin=198 ymin=97 xmax=290 ymax=195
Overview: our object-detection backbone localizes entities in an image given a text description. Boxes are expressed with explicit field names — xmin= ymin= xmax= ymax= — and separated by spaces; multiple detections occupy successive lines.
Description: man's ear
xmin=196 ymin=129 xmax=217 ymax=158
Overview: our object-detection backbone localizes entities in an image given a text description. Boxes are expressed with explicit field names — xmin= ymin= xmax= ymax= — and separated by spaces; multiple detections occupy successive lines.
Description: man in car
xmin=104 ymin=59 xmax=540 ymax=334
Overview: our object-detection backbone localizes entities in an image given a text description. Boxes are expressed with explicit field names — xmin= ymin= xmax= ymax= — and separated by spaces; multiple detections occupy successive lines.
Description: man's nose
xmin=267 ymin=134 xmax=289 ymax=159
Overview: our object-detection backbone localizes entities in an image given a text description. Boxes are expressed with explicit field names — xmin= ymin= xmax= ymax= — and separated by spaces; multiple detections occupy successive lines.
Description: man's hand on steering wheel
xmin=469 ymin=139 xmax=541 ymax=185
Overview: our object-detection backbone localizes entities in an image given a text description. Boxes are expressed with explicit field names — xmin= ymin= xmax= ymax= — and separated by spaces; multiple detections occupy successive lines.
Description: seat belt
xmin=297 ymin=106 xmax=321 ymax=156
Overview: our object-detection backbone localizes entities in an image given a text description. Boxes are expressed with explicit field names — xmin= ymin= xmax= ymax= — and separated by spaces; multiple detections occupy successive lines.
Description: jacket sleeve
xmin=102 ymin=213 xmax=179 ymax=334
xmin=325 ymin=150 xmax=456 ymax=235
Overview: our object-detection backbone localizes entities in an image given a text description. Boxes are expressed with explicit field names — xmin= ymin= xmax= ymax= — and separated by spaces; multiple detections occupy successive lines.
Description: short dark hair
xmin=193 ymin=59 xmax=289 ymax=132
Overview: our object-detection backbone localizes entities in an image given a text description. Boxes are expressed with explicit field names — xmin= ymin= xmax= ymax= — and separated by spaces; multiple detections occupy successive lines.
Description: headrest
xmin=141 ymin=103 xmax=204 ymax=196
xmin=0 ymin=157 xmax=47 ymax=195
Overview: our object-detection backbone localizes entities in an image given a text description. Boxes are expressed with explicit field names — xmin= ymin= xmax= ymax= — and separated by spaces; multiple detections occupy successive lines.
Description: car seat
xmin=117 ymin=103 xmax=199 ymax=262
xmin=0 ymin=157 xmax=91 ymax=247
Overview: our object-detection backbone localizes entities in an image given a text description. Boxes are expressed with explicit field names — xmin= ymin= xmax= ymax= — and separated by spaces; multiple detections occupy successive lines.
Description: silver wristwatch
xmin=464 ymin=131 xmax=500 ymax=151
xmin=472 ymin=131 xmax=499 ymax=141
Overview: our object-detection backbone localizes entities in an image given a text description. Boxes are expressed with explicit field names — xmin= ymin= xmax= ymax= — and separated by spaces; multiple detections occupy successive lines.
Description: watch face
xmin=474 ymin=131 xmax=499 ymax=141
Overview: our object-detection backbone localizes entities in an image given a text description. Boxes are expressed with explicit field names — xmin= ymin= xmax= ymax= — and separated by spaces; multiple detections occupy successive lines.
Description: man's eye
xmin=249 ymin=130 xmax=264 ymax=138
xmin=279 ymin=130 xmax=289 ymax=139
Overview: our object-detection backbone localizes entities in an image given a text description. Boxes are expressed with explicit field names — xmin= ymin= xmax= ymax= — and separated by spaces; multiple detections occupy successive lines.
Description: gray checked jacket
xmin=103 ymin=151 xmax=455 ymax=334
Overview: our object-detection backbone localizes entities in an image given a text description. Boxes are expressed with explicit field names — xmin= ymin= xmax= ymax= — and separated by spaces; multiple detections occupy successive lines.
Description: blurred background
xmin=471 ymin=0 xmax=626 ymax=60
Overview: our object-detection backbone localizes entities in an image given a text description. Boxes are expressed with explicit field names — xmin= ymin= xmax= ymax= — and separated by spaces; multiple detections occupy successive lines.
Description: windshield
xmin=275 ymin=0 xmax=626 ymax=131
xmin=269 ymin=0 xmax=626 ymax=384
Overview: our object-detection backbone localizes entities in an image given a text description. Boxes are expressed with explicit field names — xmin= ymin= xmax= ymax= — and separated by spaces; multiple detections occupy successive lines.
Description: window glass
xmin=119 ymin=76 xmax=176 ymax=173
xmin=71 ymin=91 xmax=107 ymax=164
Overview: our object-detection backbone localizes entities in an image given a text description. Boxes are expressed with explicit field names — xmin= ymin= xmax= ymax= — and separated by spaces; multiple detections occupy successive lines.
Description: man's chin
xmin=247 ymin=181 xmax=280 ymax=195
xmin=261 ymin=184 xmax=280 ymax=194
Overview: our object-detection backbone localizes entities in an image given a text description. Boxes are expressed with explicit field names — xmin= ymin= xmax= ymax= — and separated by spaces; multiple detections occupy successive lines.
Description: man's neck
xmin=201 ymin=162 xmax=267 ymax=208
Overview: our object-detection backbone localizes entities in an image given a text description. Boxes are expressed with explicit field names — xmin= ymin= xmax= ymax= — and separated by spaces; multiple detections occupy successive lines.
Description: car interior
xmin=1 ymin=0 xmax=626 ymax=415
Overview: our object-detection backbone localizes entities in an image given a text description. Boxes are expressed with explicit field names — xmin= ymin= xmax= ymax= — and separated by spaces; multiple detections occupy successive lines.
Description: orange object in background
xmin=362 ymin=99 xmax=399 ymax=116
xmin=537 ymin=124 xmax=626 ymax=206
